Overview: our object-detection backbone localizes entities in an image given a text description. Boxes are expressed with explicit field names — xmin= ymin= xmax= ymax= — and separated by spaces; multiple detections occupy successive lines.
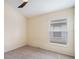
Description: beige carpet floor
xmin=4 ymin=46 xmax=74 ymax=59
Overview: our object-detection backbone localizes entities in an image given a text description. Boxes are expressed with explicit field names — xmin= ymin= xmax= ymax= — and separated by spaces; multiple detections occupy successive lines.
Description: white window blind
xmin=49 ymin=19 xmax=67 ymax=44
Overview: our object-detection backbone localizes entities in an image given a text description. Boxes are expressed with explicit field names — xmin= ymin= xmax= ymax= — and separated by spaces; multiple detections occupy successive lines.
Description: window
xmin=49 ymin=19 xmax=67 ymax=44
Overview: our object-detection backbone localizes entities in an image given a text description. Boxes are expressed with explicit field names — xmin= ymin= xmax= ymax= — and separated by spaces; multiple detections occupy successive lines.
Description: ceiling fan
xmin=18 ymin=0 xmax=28 ymax=8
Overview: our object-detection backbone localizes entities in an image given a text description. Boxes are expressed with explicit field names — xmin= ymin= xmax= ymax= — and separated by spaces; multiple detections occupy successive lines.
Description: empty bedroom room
xmin=4 ymin=0 xmax=75 ymax=59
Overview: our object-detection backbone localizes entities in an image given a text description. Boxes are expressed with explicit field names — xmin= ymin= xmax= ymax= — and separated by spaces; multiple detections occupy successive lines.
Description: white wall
xmin=4 ymin=3 xmax=27 ymax=52
xmin=27 ymin=7 xmax=74 ymax=56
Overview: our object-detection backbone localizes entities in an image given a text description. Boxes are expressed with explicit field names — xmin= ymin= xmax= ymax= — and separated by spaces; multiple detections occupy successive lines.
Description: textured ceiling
xmin=5 ymin=0 xmax=74 ymax=17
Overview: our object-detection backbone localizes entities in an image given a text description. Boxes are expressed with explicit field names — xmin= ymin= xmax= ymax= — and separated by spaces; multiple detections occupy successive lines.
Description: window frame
xmin=48 ymin=18 xmax=68 ymax=45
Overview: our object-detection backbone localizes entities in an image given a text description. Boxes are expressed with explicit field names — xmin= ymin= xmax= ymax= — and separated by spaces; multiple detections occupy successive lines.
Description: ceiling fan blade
xmin=18 ymin=2 xmax=28 ymax=8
